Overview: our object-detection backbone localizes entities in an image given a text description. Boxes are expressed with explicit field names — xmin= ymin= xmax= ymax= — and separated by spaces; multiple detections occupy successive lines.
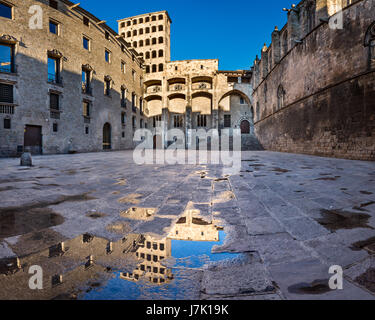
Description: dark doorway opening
xmin=103 ymin=123 xmax=111 ymax=150
xmin=24 ymin=125 xmax=42 ymax=155
xmin=240 ymin=120 xmax=250 ymax=134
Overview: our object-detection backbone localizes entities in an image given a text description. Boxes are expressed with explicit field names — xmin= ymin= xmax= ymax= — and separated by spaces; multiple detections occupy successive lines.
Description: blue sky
xmin=78 ymin=0 xmax=297 ymax=70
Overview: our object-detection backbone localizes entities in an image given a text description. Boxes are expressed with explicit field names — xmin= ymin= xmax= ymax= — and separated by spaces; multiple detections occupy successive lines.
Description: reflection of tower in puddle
xmin=169 ymin=210 xmax=220 ymax=242
xmin=121 ymin=209 xmax=220 ymax=286
xmin=120 ymin=235 xmax=173 ymax=285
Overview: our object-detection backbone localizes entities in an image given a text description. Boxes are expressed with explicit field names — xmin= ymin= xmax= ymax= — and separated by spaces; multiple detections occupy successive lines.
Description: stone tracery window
xmin=277 ymin=85 xmax=285 ymax=110
xmin=364 ymin=22 xmax=375 ymax=68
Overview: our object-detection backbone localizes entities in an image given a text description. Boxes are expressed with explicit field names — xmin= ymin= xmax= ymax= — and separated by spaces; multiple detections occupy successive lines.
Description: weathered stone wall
xmin=252 ymin=0 xmax=375 ymax=160
xmin=0 ymin=0 xmax=144 ymax=157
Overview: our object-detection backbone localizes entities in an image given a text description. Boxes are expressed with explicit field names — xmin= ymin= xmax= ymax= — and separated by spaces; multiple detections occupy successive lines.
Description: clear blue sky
xmin=78 ymin=0 xmax=297 ymax=70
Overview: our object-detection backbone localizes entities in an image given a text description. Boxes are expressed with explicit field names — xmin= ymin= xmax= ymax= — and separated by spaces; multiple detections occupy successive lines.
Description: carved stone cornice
xmin=0 ymin=34 xmax=18 ymax=44
xmin=82 ymin=64 xmax=93 ymax=72
xmin=47 ymin=49 xmax=63 ymax=58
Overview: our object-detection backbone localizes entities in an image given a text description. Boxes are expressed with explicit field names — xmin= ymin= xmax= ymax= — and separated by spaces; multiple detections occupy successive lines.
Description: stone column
xmin=261 ymin=44 xmax=269 ymax=79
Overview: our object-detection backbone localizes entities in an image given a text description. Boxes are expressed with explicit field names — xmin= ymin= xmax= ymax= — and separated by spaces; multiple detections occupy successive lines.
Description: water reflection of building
xmin=168 ymin=210 xmax=219 ymax=242
xmin=120 ymin=210 xmax=221 ymax=286
xmin=120 ymin=235 xmax=173 ymax=285
xmin=0 ymin=211 xmax=222 ymax=298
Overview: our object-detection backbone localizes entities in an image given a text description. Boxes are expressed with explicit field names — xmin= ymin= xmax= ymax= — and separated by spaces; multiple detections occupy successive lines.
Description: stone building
xmin=118 ymin=12 xmax=260 ymax=150
xmin=251 ymin=0 xmax=375 ymax=160
xmin=0 ymin=0 xmax=145 ymax=157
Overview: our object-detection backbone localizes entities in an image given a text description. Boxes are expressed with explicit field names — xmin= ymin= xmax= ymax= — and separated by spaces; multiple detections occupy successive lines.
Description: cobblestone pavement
xmin=0 ymin=151 xmax=375 ymax=300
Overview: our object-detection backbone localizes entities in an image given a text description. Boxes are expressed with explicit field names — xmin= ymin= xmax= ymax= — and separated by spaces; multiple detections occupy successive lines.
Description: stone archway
xmin=103 ymin=123 xmax=111 ymax=150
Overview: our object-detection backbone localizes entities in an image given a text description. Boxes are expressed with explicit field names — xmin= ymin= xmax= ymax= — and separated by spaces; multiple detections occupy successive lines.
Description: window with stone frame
xmin=197 ymin=114 xmax=207 ymax=127
xmin=365 ymin=22 xmax=375 ymax=68
xmin=224 ymin=114 xmax=231 ymax=128
xmin=3 ymin=117 xmax=10 ymax=129
xmin=277 ymin=85 xmax=285 ymax=110
xmin=0 ymin=43 xmax=14 ymax=73
xmin=173 ymin=115 xmax=183 ymax=128
xmin=83 ymin=101 xmax=90 ymax=117
xmin=50 ymin=92 xmax=59 ymax=110
xmin=121 ymin=112 xmax=126 ymax=125
xmin=47 ymin=55 xmax=61 ymax=84
xmin=0 ymin=83 xmax=13 ymax=103
xmin=0 ymin=2 xmax=12 ymax=19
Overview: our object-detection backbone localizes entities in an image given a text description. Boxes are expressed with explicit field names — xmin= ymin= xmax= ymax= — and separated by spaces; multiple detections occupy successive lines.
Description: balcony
xmin=82 ymin=82 xmax=92 ymax=95
xmin=48 ymin=73 xmax=62 ymax=85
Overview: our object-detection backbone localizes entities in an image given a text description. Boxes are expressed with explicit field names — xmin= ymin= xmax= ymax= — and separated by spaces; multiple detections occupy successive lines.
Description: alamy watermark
xmin=133 ymin=125 xmax=242 ymax=175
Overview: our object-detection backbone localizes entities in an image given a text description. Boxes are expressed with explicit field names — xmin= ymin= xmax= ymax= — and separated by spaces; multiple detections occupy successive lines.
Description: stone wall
xmin=252 ymin=0 xmax=375 ymax=160
xmin=0 ymin=0 xmax=144 ymax=157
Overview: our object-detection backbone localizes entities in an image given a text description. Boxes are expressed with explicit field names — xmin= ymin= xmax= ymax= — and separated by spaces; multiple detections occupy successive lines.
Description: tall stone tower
xmin=118 ymin=11 xmax=171 ymax=75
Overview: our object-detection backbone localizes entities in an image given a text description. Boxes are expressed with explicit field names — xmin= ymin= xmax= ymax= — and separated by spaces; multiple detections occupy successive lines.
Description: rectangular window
xmin=197 ymin=115 xmax=207 ymax=127
xmin=105 ymin=31 xmax=109 ymax=40
xmin=50 ymin=93 xmax=59 ymax=110
xmin=83 ymin=37 xmax=90 ymax=50
xmin=83 ymin=101 xmax=90 ymax=117
xmin=53 ymin=122 xmax=58 ymax=132
xmin=47 ymin=56 xmax=60 ymax=83
xmin=3 ymin=118 xmax=10 ymax=129
xmin=121 ymin=61 xmax=126 ymax=74
xmin=105 ymin=80 xmax=111 ymax=96
xmin=0 ymin=43 xmax=14 ymax=73
xmin=132 ymin=70 xmax=136 ymax=81
xmin=85 ymin=126 xmax=89 ymax=134
xmin=81 ymin=69 xmax=91 ymax=94
xmin=224 ymin=114 xmax=231 ymax=128
xmin=49 ymin=20 xmax=59 ymax=35
xmin=0 ymin=2 xmax=12 ymax=19
xmin=174 ymin=115 xmax=183 ymax=128
xmin=105 ymin=50 xmax=110 ymax=63
xmin=0 ymin=83 xmax=13 ymax=103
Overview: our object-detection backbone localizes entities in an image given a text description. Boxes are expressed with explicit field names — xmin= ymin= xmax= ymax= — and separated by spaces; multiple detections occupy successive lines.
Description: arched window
xmin=145 ymin=17 xmax=150 ymax=23
xmin=158 ymin=15 xmax=163 ymax=20
xmin=159 ymin=37 xmax=164 ymax=44
xmin=146 ymin=27 xmax=150 ymax=34
xmin=145 ymin=65 xmax=150 ymax=73
xmin=127 ymin=31 xmax=131 ymax=37
xmin=365 ymin=22 xmax=375 ymax=69
xmin=145 ymin=52 xmax=150 ymax=59
xmin=277 ymin=85 xmax=285 ymax=110
xmin=159 ymin=49 xmax=164 ymax=57
xmin=152 ymin=64 xmax=157 ymax=73
xmin=152 ymin=16 xmax=156 ymax=21
xmin=133 ymin=30 xmax=137 ymax=36
xmin=139 ymin=40 xmax=143 ymax=47
xmin=133 ymin=41 xmax=137 ymax=48
xmin=139 ymin=18 xmax=143 ymax=23
xmin=152 ymin=50 xmax=157 ymax=58
xmin=159 ymin=25 xmax=163 ymax=31
xmin=139 ymin=28 xmax=143 ymax=35
xmin=152 ymin=26 xmax=156 ymax=32
xmin=152 ymin=38 xmax=157 ymax=45
xmin=159 ymin=64 xmax=164 ymax=72
xmin=146 ymin=39 xmax=150 ymax=46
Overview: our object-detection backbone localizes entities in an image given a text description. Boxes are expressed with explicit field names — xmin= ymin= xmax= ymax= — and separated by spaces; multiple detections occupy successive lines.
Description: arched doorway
xmin=240 ymin=120 xmax=250 ymax=134
xmin=103 ymin=123 xmax=111 ymax=150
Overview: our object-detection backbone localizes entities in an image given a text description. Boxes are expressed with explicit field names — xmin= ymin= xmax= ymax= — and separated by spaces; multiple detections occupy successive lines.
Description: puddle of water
xmin=317 ymin=209 xmax=373 ymax=232
xmin=0 ymin=210 xmax=240 ymax=300
xmin=288 ymin=279 xmax=331 ymax=295
xmin=81 ymin=230 xmax=239 ymax=300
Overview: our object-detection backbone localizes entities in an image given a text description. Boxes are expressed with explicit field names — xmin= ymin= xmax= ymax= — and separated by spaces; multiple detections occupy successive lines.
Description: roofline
xmin=117 ymin=10 xmax=172 ymax=24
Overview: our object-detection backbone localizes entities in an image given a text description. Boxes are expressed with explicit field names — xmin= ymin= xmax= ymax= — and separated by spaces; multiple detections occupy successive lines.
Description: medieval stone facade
xmin=251 ymin=0 xmax=375 ymax=160
xmin=0 ymin=0 xmax=145 ymax=157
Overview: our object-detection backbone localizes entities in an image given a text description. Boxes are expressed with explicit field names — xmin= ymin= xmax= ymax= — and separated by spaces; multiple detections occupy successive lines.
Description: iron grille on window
xmin=0 ymin=83 xmax=13 ymax=103
xmin=50 ymin=93 xmax=59 ymax=110
xmin=224 ymin=115 xmax=231 ymax=128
